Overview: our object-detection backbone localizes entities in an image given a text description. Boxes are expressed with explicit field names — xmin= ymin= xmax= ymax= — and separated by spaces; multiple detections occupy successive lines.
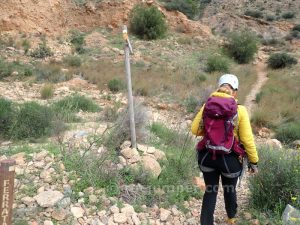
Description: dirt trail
xmin=244 ymin=60 xmax=269 ymax=118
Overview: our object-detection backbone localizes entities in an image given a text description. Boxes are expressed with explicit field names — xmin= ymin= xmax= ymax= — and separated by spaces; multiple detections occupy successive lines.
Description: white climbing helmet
xmin=218 ymin=74 xmax=239 ymax=90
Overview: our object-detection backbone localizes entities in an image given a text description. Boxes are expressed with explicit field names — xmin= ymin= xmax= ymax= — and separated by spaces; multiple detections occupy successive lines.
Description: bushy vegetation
xmin=35 ymin=63 xmax=69 ymax=83
xmin=70 ymin=30 xmax=86 ymax=54
xmin=244 ymin=10 xmax=263 ymax=18
xmin=225 ymin=31 xmax=258 ymax=64
xmin=63 ymin=55 xmax=82 ymax=67
xmin=0 ymin=98 xmax=15 ymax=137
xmin=249 ymin=147 xmax=300 ymax=216
xmin=11 ymin=102 xmax=53 ymax=139
xmin=22 ymin=39 xmax=31 ymax=55
xmin=108 ymin=78 xmax=125 ymax=93
xmin=163 ymin=0 xmax=199 ymax=20
xmin=30 ymin=42 xmax=53 ymax=58
xmin=52 ymin=94 xmax=100 ymax=117
xmin=282 ymin=11 xmax=296 ymax=19
xmin=276 ymin=122 xmax=300 ymax=143
xmin=40 ymin=83 xmax=55 ymax=99
xmin=0 ymin=58 xmax=33 ymax=79
xmin=183 ymin=95 xmax=199 ymax=113
xmin=129 ymin=4 xmax=167 ymax=40
xmin=206 ymin=54 xmax=230 ymax=73
xmin=265 ymin=14 xmax=276 ymax=21
xmin=268 ymin=53 xmax=297 ymax=69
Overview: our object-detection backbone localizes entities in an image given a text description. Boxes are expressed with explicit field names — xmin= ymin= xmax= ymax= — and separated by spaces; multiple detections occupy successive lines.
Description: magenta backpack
xmin=197 ymin=96 xmax=245 ymax=159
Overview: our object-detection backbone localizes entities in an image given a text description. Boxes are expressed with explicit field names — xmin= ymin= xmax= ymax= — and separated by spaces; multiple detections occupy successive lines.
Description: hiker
xmin=191 ymin=74 xmax=259 ymax=225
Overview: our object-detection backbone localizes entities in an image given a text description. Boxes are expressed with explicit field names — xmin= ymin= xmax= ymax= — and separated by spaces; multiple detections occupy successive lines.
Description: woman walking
xmin=191 ymin=74 xmax=259 ymax=224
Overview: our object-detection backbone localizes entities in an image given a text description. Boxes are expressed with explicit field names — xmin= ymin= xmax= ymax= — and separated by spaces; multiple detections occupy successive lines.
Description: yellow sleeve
xmin=237 ymin=105 xmax=259 ymax=164
xmin=191 ymin=105 xmax=205 ymax=136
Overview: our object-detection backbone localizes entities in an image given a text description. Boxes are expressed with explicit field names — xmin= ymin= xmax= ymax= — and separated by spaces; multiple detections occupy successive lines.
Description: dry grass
xmin=82 ymin=58 xmax=256 ymax=105
xmin=252 ymin=62 xmax=300 ymax=128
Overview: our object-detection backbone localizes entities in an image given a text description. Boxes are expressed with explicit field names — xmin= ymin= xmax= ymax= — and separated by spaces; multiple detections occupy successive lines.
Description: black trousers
xmin=197 ymin=150 xmax=242 ymax=225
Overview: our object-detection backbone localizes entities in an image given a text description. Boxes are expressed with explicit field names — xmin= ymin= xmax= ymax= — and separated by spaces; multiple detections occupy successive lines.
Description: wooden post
xmin=123 ymin=25 xmax=137 ymax=149
xmin=0 ymin=159 xmax=16 ymax=225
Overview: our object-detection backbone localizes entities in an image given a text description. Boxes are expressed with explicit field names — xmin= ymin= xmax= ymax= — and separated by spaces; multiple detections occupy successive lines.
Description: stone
xmin=15 ymin=167 xmax=25 ymax=175
xmin=292 ymin=140 xmax=300 ymax=149
xmin=35 ymin=150 xmax=48 ymax=161
xmin=57 ymin=197 xmax=71 ymax=208
xmin=160 ymin=208 xmax=171 ymax=222
xmin=121 ymin=147 xmax=140 ymax=159
xmin=153 ymin=150 xmax=167 ymax=161
xmin=11 ymin=152 xmax=26 ymax=165
xmin=128 ymin=154 xmax=141 ymax=164
xmin=51 ymin=209 xmax=67 ymax=221
xmin=132 ymin=213 xmax=141 ymax=225
xmin=21 ymin=196 xmax=36 ymax=206
xmin=146 ymin=147 xmax=156 ymax=154
xmin=141 ymin=156 xmax=162 ymax=178
xmin=119 ymin=156 xmax=127 ymax=166
xmin=44 ymin=221 xmax=54 ymax=225
xmin=114 ymin=213 xmax=127 ymax=223
xmin=266 ymin=139 xmax=283 ymax=149
xmin=71 ymin=206 xmax=85 ymax=218
xmin=282 ymin=204 xmax=300 ymax=225
xmin=243 ymin=212 xmax=252 ymax=220
xmin=251 ymin=219 xmax=260 ymax=225
xmin=89 ymin=194 xmax=98 ymax=204
xmin=121 ymin=204 xmax=135 ymax=216
xmin=121 ymin=141 xmax=131 ymax=149
xmin=110 ymin=205 xmax=119 ymax=214
xmin=34 ymin=190 xmax=64 ymax=207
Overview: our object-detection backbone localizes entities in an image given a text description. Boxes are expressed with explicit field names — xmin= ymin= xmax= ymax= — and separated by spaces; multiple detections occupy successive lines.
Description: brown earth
xmin=0 ymin=0 xmax=211 ymax=37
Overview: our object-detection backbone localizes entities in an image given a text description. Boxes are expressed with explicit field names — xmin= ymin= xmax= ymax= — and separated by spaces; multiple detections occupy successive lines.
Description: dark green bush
xmin=40 ymin=84 xmax=54 ymax=99
xmin=0 ymin=59 xmax=33 ymax=79
xmin=164 ymin=0 xmax=199 ymax=20
xmin=226 ymin=31 xmax=258 ymax=64
xmin=183 ymin=96 xmax=198 ymax=113
xmin=22 ymin=39 xmax=31 ymax=55
xmin=108 ymin=78 xmax=124 ymax=93
xmin=292 ymin=24 xmax=300 ymax=32
xmin=245 ymin=10 xmax=263 ymax=18
xmin=0 ymin=58 xmax=13 ymax=79
xmin=63 ymin=55 xmax=82 ymax=67
xmin=11 ymin=102 xmax=53 ymax=139
xmin=249 ymin=147 xmax=300 ymax=216
xmin=266 ymin=14 xmax=276 ymax=21
xmin=129 ymin=4 xmax=167 ymax=40
xmin=70 ymin=30 xmax=86 ymax=54
xmin=268 ymin=53 xmax=297 ymax=69
xmin=282 ymin=11 xmax=296 ymax=19
xmin=206 ymin=55 xmax=230 ymax=73
xmin=30 ymin=42 xmax=53 ymax=58
xmin=52 ymin=94 xmax=100 ymax=113
xmin=0 ymin=98 xmax=15 ymax=137
xmin=276 ymin=122 xmax=300 ymax=143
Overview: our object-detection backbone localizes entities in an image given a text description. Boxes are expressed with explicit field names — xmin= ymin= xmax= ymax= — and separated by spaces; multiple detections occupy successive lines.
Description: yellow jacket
xmin=191 ymin=92 xmax=259 ymax=164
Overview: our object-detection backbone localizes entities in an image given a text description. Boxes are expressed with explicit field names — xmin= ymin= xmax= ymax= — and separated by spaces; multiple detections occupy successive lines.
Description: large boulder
xmin=266 ymin=139 xmax=283 ymax=149
xmin=34 ymin=190 xmax=64 ymax=207
xmin=141 ymin=156 xmax=162 ymax=178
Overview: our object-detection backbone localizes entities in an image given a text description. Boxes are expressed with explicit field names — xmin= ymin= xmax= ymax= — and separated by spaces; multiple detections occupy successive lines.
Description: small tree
xmin=225 ymin=31 xmax=258 ymax=64
xmin=268 ymin=53 xmax=297 ymax=69
xmin=129 ymin=4 xmax=167 ymax=40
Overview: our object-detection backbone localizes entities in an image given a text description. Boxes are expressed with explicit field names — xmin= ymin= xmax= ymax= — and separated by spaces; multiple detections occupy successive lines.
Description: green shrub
xmin=266 ymin=14 xmax=276 ymax=21
xmin=70 ymin=30 xmax=86 ymax=54
xmin=108 ymin=78 xmax=124 ymax=93
xmin=63 ymin=55 xmax=82 ymax=67
xmin=0 ymin=59 xmax=33 ymax=79
xmin=276 ymin=122 xmax=300 ymax=143
xmin=30 ymin=42 xmax=53 ymax=58
xmin=0 ymin=58 xmax=13 ymax=79
xmin=268 ymin=53 xmax=297 ymax=69
xmin=40 ymin=84 xmax=54 ymax=99
xmin=292 ymin=24 xmax=300 ymax=32
xmin=129 ymin=4 xmax=167 ymax=40
xmin=35 ymin=63 xmax=66 ymax=83
xmin=245 ymin=10 xmax=263 ymax=18
xmin=226 ymin=31 xmax=258 ymax=64
xmin=22 ymin=39 xmax=31 ymax=55
xmin=282 ymin=11 xmax=295 ymax=19
xmin=206 ymin=55 xmax=230 ymax=73
xmin=290 ymin=30 xmax=300 ymax=39
xmin=249 ymin=147 xmax=300 ymax=216
xmin=251 ymin=109 xmax=274 ymax=128
xmin=0 ymin=98 xmax=15 ymax=137
xmin=52 ymin=94 xmax=100 ymax=113
xmin=163 ymin=0 xmax=199 ymax=20
xmin=183 ymin=95 xmax=198 ymax=113
xmin=11 ymin=102 xmax=53 ymax=139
